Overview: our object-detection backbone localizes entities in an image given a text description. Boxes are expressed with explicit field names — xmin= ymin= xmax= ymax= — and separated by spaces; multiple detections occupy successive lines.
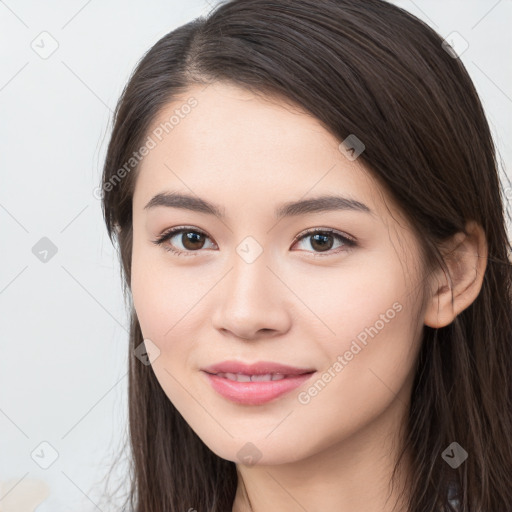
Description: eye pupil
xmin=310 ymin=233 xmax=333 ymax=252
xmin=183 ymin=232 xmax=205 ymax=250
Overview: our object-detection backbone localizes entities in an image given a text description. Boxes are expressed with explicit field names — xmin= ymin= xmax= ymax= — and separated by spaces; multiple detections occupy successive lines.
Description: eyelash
xmin=151 ymin=226 xmax=357 ymax=258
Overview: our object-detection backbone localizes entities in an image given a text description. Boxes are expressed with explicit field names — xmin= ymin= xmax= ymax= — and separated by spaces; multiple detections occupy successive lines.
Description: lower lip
xmin=202 ymin=371 xmax=315 ymax=405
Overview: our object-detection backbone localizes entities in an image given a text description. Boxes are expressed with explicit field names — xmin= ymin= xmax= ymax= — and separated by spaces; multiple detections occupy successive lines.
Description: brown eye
xmin=152 ymin=227 xmax=216 ymax=256
xmin=292 ymin=228 xmax=356 ymax=256
xmin=180 ymin=231 xmax=207 ymax=250
xmin=309 ymin=232 xmax=334 ymax=252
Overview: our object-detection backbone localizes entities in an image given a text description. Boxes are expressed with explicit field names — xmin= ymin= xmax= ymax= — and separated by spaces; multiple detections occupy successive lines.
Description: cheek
xmin=297 ymin=255 xmax=423 ymax=415
xmin=292 ymin=250 xmax=414 ymax=346
xmin=130 ymin=240 xmax=178 ymax=342
xmin=130 ymin=243 xmax=209 ymax=370
xmin=130 ymin=252 xmax=200 ymax=410
xmin=131 ymin=234 xmax=178 ymax=328
xmin=290 ymin=300 xmax=421 ymax=462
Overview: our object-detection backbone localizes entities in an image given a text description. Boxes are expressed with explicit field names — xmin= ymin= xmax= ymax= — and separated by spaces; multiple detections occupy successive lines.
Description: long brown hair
xmin=98 ymin=0 xmax=512 ymax=510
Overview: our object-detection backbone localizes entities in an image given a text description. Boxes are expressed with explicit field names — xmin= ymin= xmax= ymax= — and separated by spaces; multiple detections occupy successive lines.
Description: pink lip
xmin=200 ymin=360 xmax=316 ymax=405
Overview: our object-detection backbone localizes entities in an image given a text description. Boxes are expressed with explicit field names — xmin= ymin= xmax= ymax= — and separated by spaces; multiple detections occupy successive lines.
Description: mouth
xmin=200 ymin=361 xmax=316 ymax=405
xmin=206 ymin=372 xmax=309 ymax=382
xmin=201 ymin=360 xmax=316 ymax=377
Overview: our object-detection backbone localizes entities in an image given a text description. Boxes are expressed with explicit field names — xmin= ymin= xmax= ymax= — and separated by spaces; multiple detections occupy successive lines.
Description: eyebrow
xmin=144 ymin=191 xmax=373 ymax=219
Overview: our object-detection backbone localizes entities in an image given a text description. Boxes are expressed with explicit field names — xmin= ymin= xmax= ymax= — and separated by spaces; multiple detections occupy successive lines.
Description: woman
xmin=99 ymin=0 xmax=512 ymax=510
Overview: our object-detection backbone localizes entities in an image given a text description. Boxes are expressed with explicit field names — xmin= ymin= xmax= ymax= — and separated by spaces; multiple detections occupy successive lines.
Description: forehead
xmin=133 ymin=82 xmax=398 ymax=223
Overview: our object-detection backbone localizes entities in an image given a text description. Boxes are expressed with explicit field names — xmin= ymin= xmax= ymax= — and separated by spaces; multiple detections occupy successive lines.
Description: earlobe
xmin=423 ymin=220 xmax=488 ymax=328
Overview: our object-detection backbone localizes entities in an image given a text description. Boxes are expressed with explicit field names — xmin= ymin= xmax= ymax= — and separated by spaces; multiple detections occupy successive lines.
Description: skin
xmin=130 ymin=81 xmax=487 ymax=512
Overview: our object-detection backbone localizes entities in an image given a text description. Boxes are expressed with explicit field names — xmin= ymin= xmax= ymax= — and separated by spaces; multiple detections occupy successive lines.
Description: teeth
xmin=225 ymin=372 xmax=251 ymax=382
xmin=217 ymin=372 xmax=287 ymax=382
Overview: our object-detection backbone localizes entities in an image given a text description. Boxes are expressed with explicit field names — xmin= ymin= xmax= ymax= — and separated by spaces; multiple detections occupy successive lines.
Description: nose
xmin=211 ymin=255 xmax=292 ymax=341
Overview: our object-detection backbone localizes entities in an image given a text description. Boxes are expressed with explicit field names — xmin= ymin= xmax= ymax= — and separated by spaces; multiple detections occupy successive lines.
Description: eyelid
xmin=291 ymin=226 xmax=356 ymax=245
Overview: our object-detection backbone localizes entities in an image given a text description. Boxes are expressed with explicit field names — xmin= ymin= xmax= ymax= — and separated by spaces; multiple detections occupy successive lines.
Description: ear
xmin=424 ymin=220 xmax=488 ymax=328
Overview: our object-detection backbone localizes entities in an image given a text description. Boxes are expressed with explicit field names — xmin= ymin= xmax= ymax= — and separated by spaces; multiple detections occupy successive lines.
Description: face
xmin=130 ymin=81 xmax=429 ymax=466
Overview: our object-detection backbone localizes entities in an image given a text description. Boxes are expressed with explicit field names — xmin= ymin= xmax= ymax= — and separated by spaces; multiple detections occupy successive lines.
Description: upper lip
xmin=201 ymin=360 xmax=316 ymax=376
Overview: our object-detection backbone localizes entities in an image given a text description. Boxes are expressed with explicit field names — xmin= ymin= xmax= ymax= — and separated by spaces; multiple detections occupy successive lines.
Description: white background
xmin=1 ymin=1 xmax=510 ymax=510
